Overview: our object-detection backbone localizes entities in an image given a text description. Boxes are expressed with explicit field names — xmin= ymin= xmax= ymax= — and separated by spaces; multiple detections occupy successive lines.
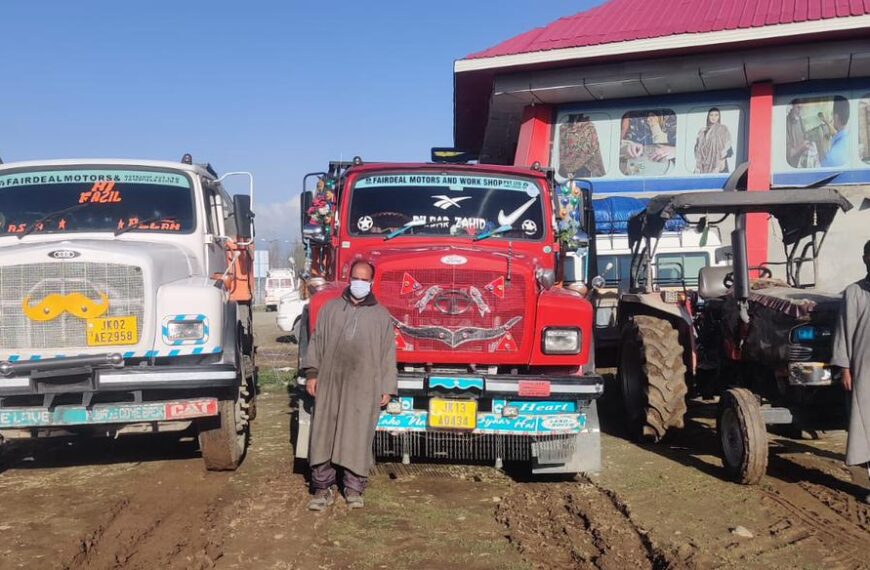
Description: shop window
xmin=556 ymin=112 xmax=610 ymax=179
xmin=687 ymin=106 xmax=738 ymax=174
xmin=619 ymin=109 xmax=677 ymax=176
xmin=784 ymin=96 xmax=850 ymax=169
xmin=860 ymin=95 xmax=870 ymax=164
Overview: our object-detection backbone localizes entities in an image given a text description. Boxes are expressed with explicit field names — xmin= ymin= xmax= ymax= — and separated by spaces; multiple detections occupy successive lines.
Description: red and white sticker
xmin=164 ymin=399 xmax=219 ymax=420
xmin=518 ymin=380 xmax=551 ymax=398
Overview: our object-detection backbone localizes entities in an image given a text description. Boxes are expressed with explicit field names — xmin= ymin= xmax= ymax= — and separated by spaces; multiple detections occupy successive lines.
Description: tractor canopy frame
xmin=627 ymin=181 xmax=852 ymax=296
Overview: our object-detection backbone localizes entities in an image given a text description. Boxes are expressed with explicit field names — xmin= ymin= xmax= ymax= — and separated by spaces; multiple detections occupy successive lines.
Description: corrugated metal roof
xmin=466 ymin=0 xmax=870 ymax=59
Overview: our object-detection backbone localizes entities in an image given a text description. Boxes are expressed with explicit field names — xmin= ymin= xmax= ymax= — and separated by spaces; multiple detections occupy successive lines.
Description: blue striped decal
xmin=3 ymin=346 xmax=223 ymax=362
xmin=162 ymin=314 xmax=210 ymax=346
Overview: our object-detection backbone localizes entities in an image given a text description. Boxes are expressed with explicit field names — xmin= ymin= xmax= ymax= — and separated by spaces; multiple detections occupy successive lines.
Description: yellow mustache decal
xmin=22 ymin=292 xmax=110 ymax=321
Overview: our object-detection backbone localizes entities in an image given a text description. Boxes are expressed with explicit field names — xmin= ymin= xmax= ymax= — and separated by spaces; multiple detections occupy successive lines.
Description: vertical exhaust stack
xmin=731 ymin=213 xmax=751 ymax=324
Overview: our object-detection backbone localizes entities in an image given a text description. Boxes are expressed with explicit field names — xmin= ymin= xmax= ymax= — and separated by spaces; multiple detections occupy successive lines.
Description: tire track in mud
xmin=758 ymin=482 xmax=870 ymax=570
xmin=62 ymin=468 xmax=230 ymax=570
xmin=495 ymin=478 xmax=680 ymax=570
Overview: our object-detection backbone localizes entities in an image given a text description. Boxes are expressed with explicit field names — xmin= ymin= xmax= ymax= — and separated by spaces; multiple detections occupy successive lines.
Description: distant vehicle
xmin=276 ymin=280 xmax=306 ymax=340
xmin=264 ymin=269 xmax=297 ymax=311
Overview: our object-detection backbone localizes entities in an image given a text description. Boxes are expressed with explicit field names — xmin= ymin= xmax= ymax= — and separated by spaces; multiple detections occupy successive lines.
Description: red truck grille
xmin=379 ymin=269 xmax=527 ymax=354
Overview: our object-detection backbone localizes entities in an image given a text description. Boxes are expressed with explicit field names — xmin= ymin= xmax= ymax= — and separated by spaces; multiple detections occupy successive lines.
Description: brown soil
xmin=0 ymin=313 xmax=867 ymax=570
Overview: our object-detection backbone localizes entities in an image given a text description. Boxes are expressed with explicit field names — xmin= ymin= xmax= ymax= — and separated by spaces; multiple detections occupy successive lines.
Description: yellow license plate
xmin=428 ymin=398 xmax=477 ymax=430
xmin=86 ymin=316 xmax=138 ymax=346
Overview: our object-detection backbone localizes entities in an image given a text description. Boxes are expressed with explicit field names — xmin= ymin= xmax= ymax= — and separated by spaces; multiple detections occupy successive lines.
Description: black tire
xmin=717 ymin=388 xmax=768 ymax=485
xmin=198 ymin=397 xmax=248 ymax=471
xmin=198 ymin=343 xmax=252 ymax=471
xmin=618 ymin=315 xmax=688 ymax=442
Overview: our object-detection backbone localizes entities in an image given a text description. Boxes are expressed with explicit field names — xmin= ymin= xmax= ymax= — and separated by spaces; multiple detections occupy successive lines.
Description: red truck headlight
xmin=542 ymin=327 xmax=581 ymax=355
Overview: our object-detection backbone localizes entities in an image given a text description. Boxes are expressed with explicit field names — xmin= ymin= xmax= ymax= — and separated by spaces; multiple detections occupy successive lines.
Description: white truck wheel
xmin=199 ymin=393 xmax=248 ymax=471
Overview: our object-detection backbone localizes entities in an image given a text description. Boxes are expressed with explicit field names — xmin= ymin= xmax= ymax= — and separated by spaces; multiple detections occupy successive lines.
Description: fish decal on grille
xmin=392 ymin=316 xmax=522 ymax=349
xmin=415 ymin=285 xmax=442 ymax=313
xmin=467 ymin=286 xmax=490 ymax=317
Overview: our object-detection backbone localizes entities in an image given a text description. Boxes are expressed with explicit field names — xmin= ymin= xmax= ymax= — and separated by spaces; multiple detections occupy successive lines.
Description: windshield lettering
xmin=0 ymin=169 xmax=194 ymax=236
xmin=351 ymin=173 xmax=545 ymax=241
xmin=79 ymin=181 xmax=123 ymax=204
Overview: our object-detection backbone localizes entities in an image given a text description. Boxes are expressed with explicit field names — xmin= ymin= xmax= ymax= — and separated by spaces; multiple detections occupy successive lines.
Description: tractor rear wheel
xmin=618 ymin=315 xmax=688 ymax=442
xmin=718 ymin=388 xmax=768 ymax=484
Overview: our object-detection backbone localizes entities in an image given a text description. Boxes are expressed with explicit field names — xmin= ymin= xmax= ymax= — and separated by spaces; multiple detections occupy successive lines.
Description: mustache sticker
xmin=23 ymin=292 xmax=110 ymax=321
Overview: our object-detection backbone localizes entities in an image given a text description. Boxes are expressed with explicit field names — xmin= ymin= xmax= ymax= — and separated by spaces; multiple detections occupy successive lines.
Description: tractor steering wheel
xmin=751 ymin=266 xmax=773 ymax=279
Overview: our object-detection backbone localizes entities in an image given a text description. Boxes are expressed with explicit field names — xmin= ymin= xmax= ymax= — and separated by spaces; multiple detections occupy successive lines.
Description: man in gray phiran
xmin=302 ymin=260 xmax=397 ymax=511
xmin=831 ymin=240 xmax=870 ymax=504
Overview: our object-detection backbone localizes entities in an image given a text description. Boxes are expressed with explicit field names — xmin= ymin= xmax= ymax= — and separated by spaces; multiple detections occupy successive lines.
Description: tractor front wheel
xmin=718 ymin=388 xmax=768 ymax=485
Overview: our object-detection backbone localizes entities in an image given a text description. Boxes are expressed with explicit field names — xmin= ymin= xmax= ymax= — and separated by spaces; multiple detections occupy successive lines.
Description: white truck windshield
xmin=349 ymin=172 xmax=545 ymax=240
xmin=0 ymin=168 xmax=195 ymax=237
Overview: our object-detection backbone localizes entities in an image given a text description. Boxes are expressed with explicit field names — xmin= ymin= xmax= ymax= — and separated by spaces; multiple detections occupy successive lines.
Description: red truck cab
xmin=293 ymin=158 xmax=603 ymax=475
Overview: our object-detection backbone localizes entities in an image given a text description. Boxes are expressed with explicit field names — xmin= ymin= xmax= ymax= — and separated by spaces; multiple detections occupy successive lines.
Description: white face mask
xmin=349 ymin=279 xmax=372 ymax=299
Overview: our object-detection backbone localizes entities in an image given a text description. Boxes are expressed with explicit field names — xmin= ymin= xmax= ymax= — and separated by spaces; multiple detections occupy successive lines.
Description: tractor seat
xmin=698 ymin=266 xmax=733 ymax=300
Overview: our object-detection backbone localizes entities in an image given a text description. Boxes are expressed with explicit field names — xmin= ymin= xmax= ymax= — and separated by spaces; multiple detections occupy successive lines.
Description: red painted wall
xmin=746 ymin=83 xmax=773 ymax=269
xmin=514 ymin=105 xmax=553 ymax=167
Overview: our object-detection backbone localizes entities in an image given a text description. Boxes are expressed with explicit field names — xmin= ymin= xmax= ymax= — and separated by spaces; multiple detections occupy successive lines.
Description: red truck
xmin=292 ymin=156 xmax=603 ymax=475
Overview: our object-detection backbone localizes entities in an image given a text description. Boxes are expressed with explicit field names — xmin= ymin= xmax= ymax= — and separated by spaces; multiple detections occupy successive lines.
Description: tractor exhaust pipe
xmin=731 ymin=213 xmax=751 ymax=323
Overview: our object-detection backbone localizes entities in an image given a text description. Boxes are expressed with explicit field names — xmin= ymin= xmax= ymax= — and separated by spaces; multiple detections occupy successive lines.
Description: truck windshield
xmin=349 ymin=172 xmax=545 ymax=240
xmin=0 ymin=168 xmax=194 ymax=237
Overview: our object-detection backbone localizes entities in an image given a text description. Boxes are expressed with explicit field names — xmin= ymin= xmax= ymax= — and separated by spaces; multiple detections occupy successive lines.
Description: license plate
xmin=86 ymin=316 xmax=138 ymax=346
xmin=428 ymin=398 xmax=477 ymax=430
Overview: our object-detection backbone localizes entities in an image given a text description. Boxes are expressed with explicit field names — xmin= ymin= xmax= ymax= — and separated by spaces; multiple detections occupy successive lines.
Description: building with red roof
xmin=453 ymin=0 xmax=870 ymax=277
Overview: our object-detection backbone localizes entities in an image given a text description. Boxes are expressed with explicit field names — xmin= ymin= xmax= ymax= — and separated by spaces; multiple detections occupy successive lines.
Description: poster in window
xmin=556 ymin=112 xmax=609 ymax=179
xmin=686 ymin=106 xmax=740 ymax=174
xmin=785 ymin=96 xmax=850 ymax=168
xmin=619 ymin=109 xmax=677 ymax=176
xmin=860 ymin=95 xmax=870 ymax=165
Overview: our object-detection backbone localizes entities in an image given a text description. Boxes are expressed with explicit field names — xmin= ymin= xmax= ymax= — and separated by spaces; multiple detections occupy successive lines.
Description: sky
xmin=0 ymin=0 xmax=602 ymax=241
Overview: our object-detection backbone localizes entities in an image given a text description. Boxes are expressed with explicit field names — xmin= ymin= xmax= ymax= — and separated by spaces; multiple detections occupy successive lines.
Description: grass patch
xmin=258 ymin=368 xmax=296 ymax=392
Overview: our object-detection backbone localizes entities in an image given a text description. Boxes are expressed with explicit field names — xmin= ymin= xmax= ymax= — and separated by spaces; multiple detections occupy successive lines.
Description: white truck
xmin=264 ymin=268 xmax=297 ymax=312
xmin=0 ymin=157 xmax=257 ymax=470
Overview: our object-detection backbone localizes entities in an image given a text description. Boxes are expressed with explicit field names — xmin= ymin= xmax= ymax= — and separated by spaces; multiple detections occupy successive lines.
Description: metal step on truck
xmin=0 ymin=156 xmax=257 ymax=470
xmin=291 ymin=153 xmax=604 ymax=476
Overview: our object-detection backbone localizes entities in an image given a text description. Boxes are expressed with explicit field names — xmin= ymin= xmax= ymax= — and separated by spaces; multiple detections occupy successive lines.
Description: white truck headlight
xmin=542 ymin=328 xmax=581 ymax=355
xmin=167 ymin=320 xmax=206 ymax=341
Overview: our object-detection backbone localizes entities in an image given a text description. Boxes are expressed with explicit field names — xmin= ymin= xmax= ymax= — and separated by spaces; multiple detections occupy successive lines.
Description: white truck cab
xmin=264 ymin=268 xmax=297 ymax=311
xmin=0 ymin=157 xmax=256 ymax=470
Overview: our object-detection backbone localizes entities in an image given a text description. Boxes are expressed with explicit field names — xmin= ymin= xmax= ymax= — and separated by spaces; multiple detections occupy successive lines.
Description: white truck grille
xmin=0 ymin=262 xmax=145 ymax=351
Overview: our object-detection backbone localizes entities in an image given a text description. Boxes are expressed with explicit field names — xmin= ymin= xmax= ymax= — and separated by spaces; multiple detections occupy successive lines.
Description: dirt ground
xmin=0 ymin=311 xmax=868 ymax=570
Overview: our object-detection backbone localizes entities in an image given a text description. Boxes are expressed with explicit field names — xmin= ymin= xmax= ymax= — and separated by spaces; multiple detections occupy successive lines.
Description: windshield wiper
xmin=473 ymin=224 xmax=512 ymax=242
xmin=383 ymin=219 xmax=428 ymax=241
xmin=17 ymin=203 xmax=91 ymax=240
xmin=114 ymin=215 xmax=179 ymax=237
